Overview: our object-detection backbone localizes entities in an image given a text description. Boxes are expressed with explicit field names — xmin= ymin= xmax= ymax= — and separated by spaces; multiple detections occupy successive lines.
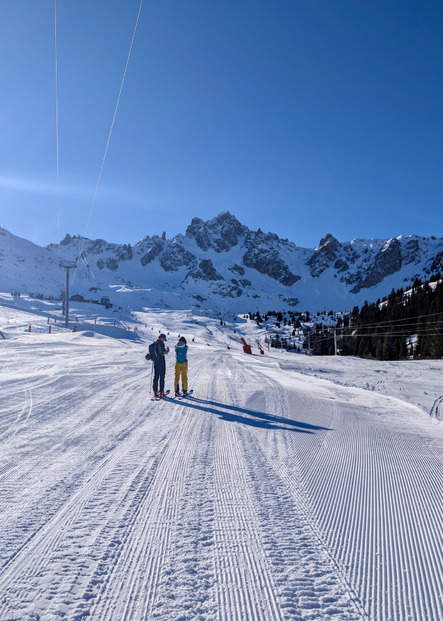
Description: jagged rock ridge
xmin=0 ymin=214 xmax=442 ymax=312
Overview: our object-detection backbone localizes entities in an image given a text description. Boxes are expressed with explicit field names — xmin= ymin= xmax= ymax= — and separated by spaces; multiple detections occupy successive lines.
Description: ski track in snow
xmin=430 ymin=395 xmax=443 ymax=419
xmin=0 ymin=320 xmax=442 ymax=620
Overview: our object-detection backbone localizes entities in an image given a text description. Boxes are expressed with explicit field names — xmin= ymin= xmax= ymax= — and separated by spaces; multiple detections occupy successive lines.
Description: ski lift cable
xmin=342 ymin=330 xmax=443 ymax=338
xmin=349 ymin=332 xmax=443 ymax=338
xmin=72 ymin=0 xmax=144 ymax=282
xmin=310 ymin=329 xmax=442 ymax=344
xmin=302 ymin=315 xmax=443 ymax=342
xmin=268 ymin=309 xmax=443 ymax=333
xmin=341 ymin=326 xmax=443 ymax=336
xmin=340 ymin=319 xmax=443 ymax=333
xmin=54 ymin=0 xmax=60 ymax=256
xmin=342 ymin=319 xmax=443 ymax=332
xmin=82 ymin=0 xmax=144 ymax=241
xmin=309 ymin=324 xmax=443 ymax=340
xmin=340 ymin=310 xmax=443 ymax=331
xmin=343 ymin=321 xmax=443 ymax=332
xmin=349 ymin=310 xmax=443 ymax=327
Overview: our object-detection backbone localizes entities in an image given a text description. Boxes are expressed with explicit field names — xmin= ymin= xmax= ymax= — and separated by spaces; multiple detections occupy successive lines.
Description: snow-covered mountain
xmin=1 ymin=212 xmax=442 ymax=312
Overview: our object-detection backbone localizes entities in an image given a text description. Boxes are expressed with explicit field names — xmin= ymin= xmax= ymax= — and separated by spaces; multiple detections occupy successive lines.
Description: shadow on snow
xmin=166 ymin=395 xmax=329 ymax=434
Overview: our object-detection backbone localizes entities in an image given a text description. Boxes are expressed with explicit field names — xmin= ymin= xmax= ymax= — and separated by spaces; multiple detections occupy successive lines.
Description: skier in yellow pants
xmin=174 ymin=336 xmax=188 ymax=396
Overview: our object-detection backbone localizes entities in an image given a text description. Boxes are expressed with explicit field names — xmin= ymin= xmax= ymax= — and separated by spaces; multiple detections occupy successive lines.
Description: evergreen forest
xmin=311 ymin=275 xmax=443 ymax=360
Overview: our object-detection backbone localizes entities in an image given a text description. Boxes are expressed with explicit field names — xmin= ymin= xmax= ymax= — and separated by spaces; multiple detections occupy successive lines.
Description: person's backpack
xmin=145 ymin=341 xmax=159 ymax=362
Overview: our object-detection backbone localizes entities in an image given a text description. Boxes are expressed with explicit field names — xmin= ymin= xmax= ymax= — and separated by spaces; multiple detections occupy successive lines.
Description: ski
xmin=151 ymin=389 xmax=170 ymax=401
xmin=171 ymin=389 xmax=193 ymax=399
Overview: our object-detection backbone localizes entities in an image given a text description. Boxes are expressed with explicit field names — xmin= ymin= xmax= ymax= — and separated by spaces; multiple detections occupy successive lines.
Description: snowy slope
xmin=1 ymin=213 xmax=442 ymax=313
xmin=0 ymin=299 xmax=442 ymax=620
xmin=0 ymin=227 xmax=64 ymax=295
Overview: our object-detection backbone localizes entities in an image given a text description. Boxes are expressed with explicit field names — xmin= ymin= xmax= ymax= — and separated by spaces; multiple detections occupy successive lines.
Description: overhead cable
xmin=54 ymin=0 xmax=60 ymax=254
xmin=74 ymin=0 xmax=144 ymax=280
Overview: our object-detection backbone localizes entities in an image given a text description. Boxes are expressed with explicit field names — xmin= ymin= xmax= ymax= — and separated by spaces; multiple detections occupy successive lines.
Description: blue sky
xmin=0 ymin=1 xmax=442 ymax=248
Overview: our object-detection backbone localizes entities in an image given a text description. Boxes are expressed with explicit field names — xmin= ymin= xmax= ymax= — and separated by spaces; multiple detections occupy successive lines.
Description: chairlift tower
xmin=59 ymin=261 xmax=77 ymax=327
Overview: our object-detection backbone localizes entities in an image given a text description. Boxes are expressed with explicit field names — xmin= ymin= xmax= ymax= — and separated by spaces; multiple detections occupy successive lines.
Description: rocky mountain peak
xmin=60 ymin=233 xmax=73 ymax=246
xmin=317 ymin=233 xmax=340 ymax=250
xmin=186 ymin=211 xmax=248 ymax=253
xmin=307 ymin=233 xmax=343 ymax=277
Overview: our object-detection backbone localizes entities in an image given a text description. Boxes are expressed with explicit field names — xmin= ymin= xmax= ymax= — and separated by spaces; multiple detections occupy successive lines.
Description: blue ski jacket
xmin=175 ymin=343 xmax=188 ymax=364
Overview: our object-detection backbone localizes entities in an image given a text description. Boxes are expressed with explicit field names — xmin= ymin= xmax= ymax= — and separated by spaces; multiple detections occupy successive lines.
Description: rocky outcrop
xmin=430 ymin=251 xmax=443 ymax=272
xmin=279 ymin=295 xmax=299 ymax=306
xmin=106 ymin=258 xmax=119 ymax=272
xmin=140 ymin=240 xmax=164 ymax=266
xmin=243 ymin=244 xmax=300 ymax=287
xmin=402 ymin=238 xmax=420 ymax=265
xmin=87 ymin=239 xmax=111 ymax=255
xmin=95 ymin=257 xmax=118 ymax=271
xmin=160 ymin=241 xmax=196 ymax=272
xmin=229 ymin=264 xmax=245 ymax=276
xmin=185 ymin=259 xmax=224 ymax=282
xmin=231 ymin=278 xmax=251 ymax=288
xmin=334 ymin=258 xmax=349 ymax=273
xmin=307 ymin=234 xmax=342 ymax=277
xmin=355 ymin=238 xmax=402 ymax=292
xmin=60 ymin=233 xmax=75 ymax=246
xmin=341 ymin=270 xmax=363 ymax=288
xmin=214 ymin=282 xmax=243 ymax=298
xmin=344 ymin=245 xmax=360 ymax=264
xmin=186 ymin=211 xmax=247 ymax=253
xmin=117 ymin=244 xmax=133 ymax=262
xmin=186 ymin=218 xmax=211 ymax=251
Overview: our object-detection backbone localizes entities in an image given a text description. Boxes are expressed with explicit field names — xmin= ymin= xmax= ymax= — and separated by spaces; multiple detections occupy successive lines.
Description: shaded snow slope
xmin=0 ymin=300 xmax=442 ymax=620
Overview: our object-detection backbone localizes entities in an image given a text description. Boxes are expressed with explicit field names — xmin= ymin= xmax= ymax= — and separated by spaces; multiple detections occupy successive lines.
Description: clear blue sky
xmin=0 ymin=1 xmax=442 ymax=248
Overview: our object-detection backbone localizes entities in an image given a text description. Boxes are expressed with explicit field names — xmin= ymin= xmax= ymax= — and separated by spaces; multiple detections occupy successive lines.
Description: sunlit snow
xmin=0 ymin=295 xmax=442 ymax=620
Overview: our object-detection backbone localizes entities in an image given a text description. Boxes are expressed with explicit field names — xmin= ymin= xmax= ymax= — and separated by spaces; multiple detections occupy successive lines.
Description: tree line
xmin=311 ymin=275 xmax=443 ymax=359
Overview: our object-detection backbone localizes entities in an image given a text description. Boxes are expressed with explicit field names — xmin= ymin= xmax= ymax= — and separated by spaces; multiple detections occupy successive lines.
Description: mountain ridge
xmin=1 ymin=212 xmax=442 ymax=312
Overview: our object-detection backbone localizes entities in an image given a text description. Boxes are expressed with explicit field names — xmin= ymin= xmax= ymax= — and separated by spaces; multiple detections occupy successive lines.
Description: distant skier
xmin=174 ymin=336 xmax=189 ymax=396
xmin=152 ymin=334 xmax=169 ymax=398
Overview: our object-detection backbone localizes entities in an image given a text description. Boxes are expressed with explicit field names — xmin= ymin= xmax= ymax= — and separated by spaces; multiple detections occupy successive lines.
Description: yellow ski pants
xmin=174 ymin=362 xmax=188 ymax=392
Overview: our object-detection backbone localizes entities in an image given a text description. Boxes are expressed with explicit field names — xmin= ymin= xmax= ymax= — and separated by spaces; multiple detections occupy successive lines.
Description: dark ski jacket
xmin=154 ymin=339 xmax=167 ymax=361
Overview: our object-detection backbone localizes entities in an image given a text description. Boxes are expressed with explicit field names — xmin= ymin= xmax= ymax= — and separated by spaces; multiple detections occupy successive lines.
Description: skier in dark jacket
xmin=153 ymin=334 xmax=169 ymax=398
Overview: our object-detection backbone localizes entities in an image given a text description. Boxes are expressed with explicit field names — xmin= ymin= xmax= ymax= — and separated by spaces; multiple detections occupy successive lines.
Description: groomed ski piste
xmin=0 ymin=294 xmax=442 ymax=621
